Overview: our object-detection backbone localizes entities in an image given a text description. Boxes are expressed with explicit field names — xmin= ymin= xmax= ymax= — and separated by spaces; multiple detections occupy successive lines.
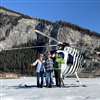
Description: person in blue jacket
xmin=31 ymin=54 xmax=45 ymax=88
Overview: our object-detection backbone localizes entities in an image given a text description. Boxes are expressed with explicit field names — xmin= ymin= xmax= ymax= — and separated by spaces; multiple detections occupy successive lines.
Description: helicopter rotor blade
xmin=3 ymin=45 xmax=57 ymax=51
xmin=33 ymin=29 xmax=62 ymax=44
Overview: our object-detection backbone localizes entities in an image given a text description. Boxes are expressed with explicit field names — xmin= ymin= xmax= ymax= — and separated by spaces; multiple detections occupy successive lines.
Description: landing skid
xmin=61 ymin=72 xmax=86 ymax=87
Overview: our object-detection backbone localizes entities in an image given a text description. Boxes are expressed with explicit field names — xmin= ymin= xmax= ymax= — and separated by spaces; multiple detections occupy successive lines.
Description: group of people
xmin=31 ymin=52 xmax=64 ymax=88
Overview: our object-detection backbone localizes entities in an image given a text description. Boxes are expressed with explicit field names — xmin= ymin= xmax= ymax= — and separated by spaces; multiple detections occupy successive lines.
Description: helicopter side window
xmin=67 ymin=53 xmax=73 ymax=65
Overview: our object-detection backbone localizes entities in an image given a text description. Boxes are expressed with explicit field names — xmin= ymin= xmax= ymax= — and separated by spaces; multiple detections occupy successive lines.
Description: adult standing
xmin=45 ymin=53 xmax=54 ymax=88
xmin=53 ymin=53 xmax=64 ymax=87
xmin=31 ymin=54 xmax=45 ymax=88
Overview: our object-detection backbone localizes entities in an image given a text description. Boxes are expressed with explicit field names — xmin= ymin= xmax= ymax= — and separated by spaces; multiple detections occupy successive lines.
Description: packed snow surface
xmin=0 ymin=77 xmax=100 ymax=100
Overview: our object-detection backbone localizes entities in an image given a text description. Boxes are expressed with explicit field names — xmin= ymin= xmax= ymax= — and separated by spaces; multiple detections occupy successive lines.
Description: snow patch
xmin=65 ymin=96 xmax=83 ymax=100
xmin=0 ymin=77 xmax=100 ymax=100
xmin=1 ymin=97 xmax=14 ymax=100
xmin=0 ymin=93 xmax=6 ymax=96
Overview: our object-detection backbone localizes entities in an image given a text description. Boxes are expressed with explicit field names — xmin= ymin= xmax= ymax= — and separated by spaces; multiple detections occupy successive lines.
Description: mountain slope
xmin=0 ymin=6 xmax=100 ymax=76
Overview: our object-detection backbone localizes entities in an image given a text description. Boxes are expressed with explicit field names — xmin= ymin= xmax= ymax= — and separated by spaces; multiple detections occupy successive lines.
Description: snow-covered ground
xmin=0 ymin=77 xmax=100 ymax=100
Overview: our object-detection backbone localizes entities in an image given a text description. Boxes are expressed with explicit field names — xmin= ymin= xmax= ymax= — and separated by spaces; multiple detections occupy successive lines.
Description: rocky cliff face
xmin=0 ymin=7 xmax=100 ymax=76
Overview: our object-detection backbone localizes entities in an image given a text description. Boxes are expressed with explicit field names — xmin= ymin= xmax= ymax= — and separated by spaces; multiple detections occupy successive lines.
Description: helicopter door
xmin=67 ymin=54 xmax=74 ymax=65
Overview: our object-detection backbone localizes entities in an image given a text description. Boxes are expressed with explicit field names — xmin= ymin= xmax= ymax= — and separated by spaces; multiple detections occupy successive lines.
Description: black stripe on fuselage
xmin=70 ymin=49 xmax=80 ymax=75
xmin=67 ymin=48 xmax=78 ymax=75
xmin=75 ymin=53 xmax=83 ymax=74
xmin=76 ymin=54 xmax=83 ymax=73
